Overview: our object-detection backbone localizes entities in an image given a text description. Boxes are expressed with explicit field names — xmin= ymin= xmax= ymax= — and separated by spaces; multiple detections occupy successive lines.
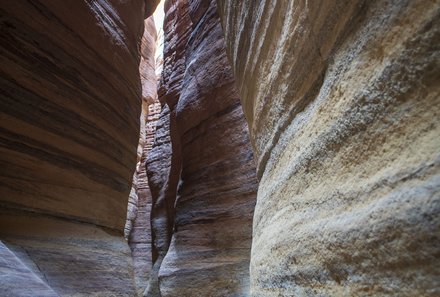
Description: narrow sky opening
xmin=153 ymin=1 xmax=165 ymax=77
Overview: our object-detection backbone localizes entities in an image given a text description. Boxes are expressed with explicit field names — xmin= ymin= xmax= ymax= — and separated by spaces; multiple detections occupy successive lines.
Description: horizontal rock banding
xmin=146 ymin=0 xmax=258 ymax=296
xmin=0 ymin=0 xmax=158 ymax=295
xmin=0 ymin=0 xmax=147 ymax=229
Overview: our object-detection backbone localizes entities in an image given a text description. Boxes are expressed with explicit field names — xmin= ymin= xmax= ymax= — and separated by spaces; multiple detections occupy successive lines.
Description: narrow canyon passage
xmin=1 ymin=0 xmax=439 ymax=297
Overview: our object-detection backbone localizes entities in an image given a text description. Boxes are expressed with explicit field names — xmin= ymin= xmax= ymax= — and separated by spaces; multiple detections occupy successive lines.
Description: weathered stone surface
xmin=146 ymin=0 xmax=258 ymax=296
xmin=0 ymin=241 xmax=58 ymax=297
xmin=217 ymin=0 xmax=440 ymax=295
xmin=145 ymin=1 xmax=192 ymax=294
xmin=124 ymin=16 xmax=159 ymax=295
xmin=0 ymin=210 xmax=137 ymax=296
xmin=145 ymin=100 xmax=181 ymax=297
xmin=1 ymin=0 xmax=159 ymax=295
xmin=128 ymin=102 xmax=161 ymax=294
xmin=127 ymin=98 xmax=161 ymax=295
xmin=0 ymin=0 xmax=147 ymax=231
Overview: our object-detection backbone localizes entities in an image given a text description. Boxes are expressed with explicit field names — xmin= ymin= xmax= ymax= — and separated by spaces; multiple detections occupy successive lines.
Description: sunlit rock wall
xmin=217 ymin=0 xmax=440 ymax=296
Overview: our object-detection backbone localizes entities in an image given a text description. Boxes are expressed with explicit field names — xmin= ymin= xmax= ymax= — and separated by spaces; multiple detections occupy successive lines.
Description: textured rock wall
xmin=217 ymin=0 xmax=440 ymax=296
xmin=1 ymin=0 xmax=147 ymax=229
xmin=0 ymin=0 xmax=159 ymax=295
xmin=0 ymin=241 xmax=58 ymax=297
xmin=0 ymin=211 xmax=137 ymax=296
xmin=146 ymin=0 xmax=258 ymax=296
xmin=145 ymin=1 xmax=192 ymax=295
xmin=127 ymin=102 xmax=161 ymax=295
xmin=125 ymin=16 xmax=160 ymax=295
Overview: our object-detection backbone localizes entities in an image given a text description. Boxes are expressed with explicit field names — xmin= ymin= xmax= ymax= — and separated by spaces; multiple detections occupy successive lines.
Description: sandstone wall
xmin=127 ymin=101 xmax=162 ymax=295
xmin=0 ymin=241 xmax=58 ymax=297
xmin=0 ymin=0 xmax=148 ymax=229
xmin=0 ymin=0 xmax=158 ymax=295
xmin=217 ymin=0 xmax=440 ymax=296
xmin=146 ymin=0 xmax=258 ymax=296
xmin=124 ymin=16 xmax=160 ymax=295
xmin=145 ymin=1 xmax=192 ymax=295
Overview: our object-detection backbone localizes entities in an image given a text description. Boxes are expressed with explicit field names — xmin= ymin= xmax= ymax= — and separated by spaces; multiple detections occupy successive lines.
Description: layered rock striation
xmin=126 ymin=101 xmax=162 ymax=296
xmin=0 ymin=241 xmax=58 ymax=297
xmin=125 ymin=16 xmax=161 ymax=295
xmin=146 ymin=0 xmax=258 ymax=296
xmin=1 ymin=0 xmax=159 ymax=295
xmin=217 ymin=0 xmax=440 ymax=296
xmin=1 ymin=0 xmax=147 ymax=229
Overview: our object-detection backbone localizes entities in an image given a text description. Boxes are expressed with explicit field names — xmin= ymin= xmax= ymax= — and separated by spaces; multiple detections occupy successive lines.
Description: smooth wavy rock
xmin=146 ymin=0 xmax=258 ymax=296
xmin=0 ymin=241 xmax=58 ymax=297
xmin=1 ymin=0 xmax=158 ymax=295
xmin=217 ymin=0 xmax=440 ymax=296
xmin=124 ymin=16 xmax=159 ymax=295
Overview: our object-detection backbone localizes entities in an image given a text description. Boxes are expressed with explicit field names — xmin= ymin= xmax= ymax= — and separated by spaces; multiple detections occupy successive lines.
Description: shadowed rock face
xmin=0 ymin=0 xmax=158 ymax=295
xmin=0 ymin=241 xmax=58 ymax=297
xmin=124 ymin=17 xmax=160 ymax=295
xmin=146 ymin=0 xmax=258 ymax=296
xmin=144 ymin=1 xmax=192 ymax=295
xmin=217 ymin=0 xmax=440 ymax=296
xmin=126 ymin=101 xmax=162 ymax=296
xmin=0 ymin=0 xmax=147 ymax=230
xmin=0 ymin=212 xmax=137 ymax=296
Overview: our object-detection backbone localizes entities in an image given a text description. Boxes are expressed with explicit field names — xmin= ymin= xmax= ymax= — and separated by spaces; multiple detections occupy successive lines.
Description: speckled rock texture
xmin=1 ymin=0 xmax=159 ymax=295
xmin=145 ymin=0 xmax=258 ymax=296
xmin=217 ymin=0 xmax=440 ymax=296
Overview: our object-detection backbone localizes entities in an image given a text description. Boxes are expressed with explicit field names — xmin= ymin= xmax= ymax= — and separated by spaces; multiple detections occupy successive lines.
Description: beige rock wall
xmin=217 ymin=0 xmax=440 ymax=296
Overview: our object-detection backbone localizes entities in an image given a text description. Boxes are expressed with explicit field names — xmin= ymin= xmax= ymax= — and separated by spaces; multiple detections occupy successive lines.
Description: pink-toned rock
xmin=146 ymin=0 xmax=258 ymax=296
xmin=124 ymin=16 xmax=161 ymax=295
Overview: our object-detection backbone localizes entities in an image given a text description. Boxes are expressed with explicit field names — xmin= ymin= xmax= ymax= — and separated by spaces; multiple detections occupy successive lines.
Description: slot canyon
xmin=0 ymin=0 xmax=439 ymax=296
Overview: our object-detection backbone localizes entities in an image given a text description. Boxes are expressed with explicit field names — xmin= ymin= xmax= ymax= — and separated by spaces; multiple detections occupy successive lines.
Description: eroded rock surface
xmin=146 ymin=0 xmax=258 ymax=296
xmin=127 ymin=101 xmax=161 ymax=295
xmin=124 ymin=16 xmax=160 ymax=295
xmin=0 ymin=241 xmax=58 ymax=297
xmin=0 ymin=0 xmax=158 ymax=295
xmin=144 ymin=1 xmax=192 ymax=295
xmin=0 ymin=0 xmax=147 ymax=229
xmin=217 ymin=0 xmax=440 ymax=296
xmin=0 ymin=211 xmax=137 ymax=296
